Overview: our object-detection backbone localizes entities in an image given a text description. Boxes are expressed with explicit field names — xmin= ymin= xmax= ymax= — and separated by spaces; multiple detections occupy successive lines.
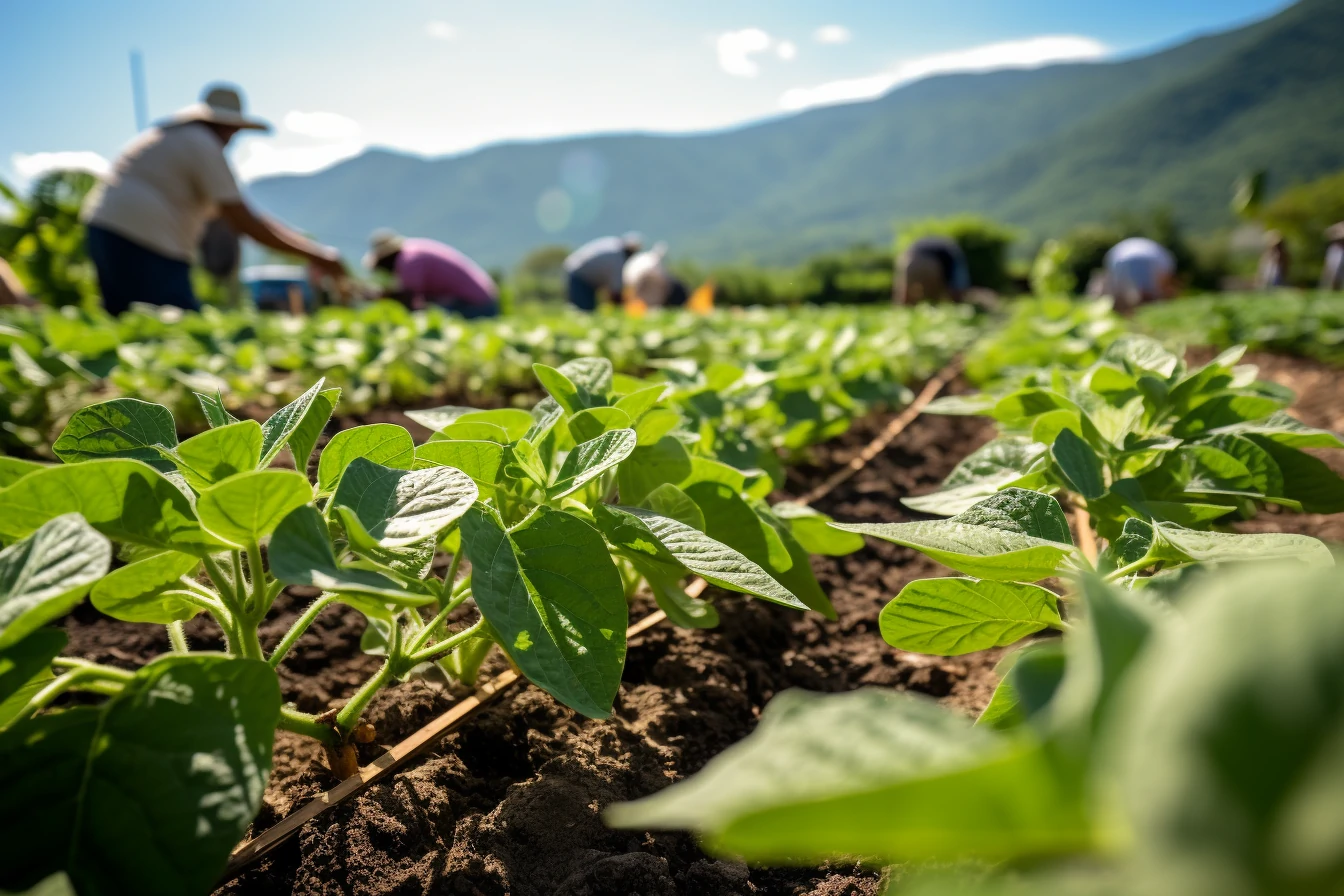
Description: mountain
xmin=248 ymin=0 xmax=1343 ymax=269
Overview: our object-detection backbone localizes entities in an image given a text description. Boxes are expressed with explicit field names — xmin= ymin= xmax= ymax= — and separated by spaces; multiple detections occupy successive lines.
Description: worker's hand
xmin=309 ymin=246 xmax=345 ymax=279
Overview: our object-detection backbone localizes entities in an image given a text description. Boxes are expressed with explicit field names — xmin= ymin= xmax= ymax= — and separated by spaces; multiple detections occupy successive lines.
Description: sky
xmin=2 ymin=0 xmax=1291 ymax=189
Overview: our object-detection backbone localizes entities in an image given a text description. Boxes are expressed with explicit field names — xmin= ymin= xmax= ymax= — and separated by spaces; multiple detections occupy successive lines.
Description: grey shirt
xmin=565 ymin=236 xmax=627 ymax=294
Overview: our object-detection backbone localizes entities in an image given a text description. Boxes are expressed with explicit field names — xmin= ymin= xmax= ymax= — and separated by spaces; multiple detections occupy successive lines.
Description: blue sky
xmin=2 ymin=0 xmax=1290 ymax=187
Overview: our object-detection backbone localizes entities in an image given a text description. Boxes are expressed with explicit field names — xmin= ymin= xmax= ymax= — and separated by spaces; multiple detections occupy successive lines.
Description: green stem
xmin=50 ymin=657 xmax=135 ymax=680
xmin=13 ymin=668 xmax=129 ymax=724
xmin=202 ymin=555 xmax=237 ymax=605
xmin=167 ymin=621 xmax=189 ymax=654
xmin=277 ymin=706 xmax=340 ymax=746
xmin=269 ymin=594 xmax=337 ymax=668
xmin=1104 ymin=557 xmax=1153 ymax=583
xmin=335 ymin=625 xmax=401 ymax=735
xmin=406 ymin=616 xmax=488 ymax=666
xmin=408 ymin=587 xmax=472 ymax=654
xmin=246 ymin=542 xmax=268 ymax=618
xmin=439 ymin=550 xmax=462 ymax=602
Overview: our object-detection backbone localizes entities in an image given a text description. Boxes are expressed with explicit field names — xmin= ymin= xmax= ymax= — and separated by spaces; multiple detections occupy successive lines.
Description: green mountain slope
xmin=248 ymin=0 xmax=1336 ymax=267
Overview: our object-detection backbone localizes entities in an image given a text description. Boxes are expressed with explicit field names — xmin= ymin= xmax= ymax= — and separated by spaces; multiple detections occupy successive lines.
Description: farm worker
xmin=82 ymin=84 xmax=344 ymax=316
xmin=364 ymin=230 xmax=500 ymax=319
xmin=622 ymin=242 xmax=674 ymax=308
xmin=1102 ymin=237 xmax=1177 ymax=309
xmin=1256 ymin=231 xmax=1291 ymax=289
xmin=564 ymin=232 xmax=643 ymax=311
xmin=1322 ymin=223 xmax=1344 ymax=291
xmin=895 ymin=236 xmax=970 ymax=304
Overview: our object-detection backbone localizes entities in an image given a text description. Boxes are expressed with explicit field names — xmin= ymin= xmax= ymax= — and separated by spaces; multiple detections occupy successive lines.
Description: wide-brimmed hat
xmin=160 ymin=84 xmax=270 ymax=131
xmin=363 ymin=229 xmax=405 ymax=269
xmin=1327 ymin=222 xmax=1344 ymax=242
xmin=621 ymin=231 xmax=645 ymax=252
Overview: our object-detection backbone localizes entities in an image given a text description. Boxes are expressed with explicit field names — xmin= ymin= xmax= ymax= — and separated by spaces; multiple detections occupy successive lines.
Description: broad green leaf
xmin=0 ymin=655 xmax=279 ymax=896
xmin=414 ymin=440 xmax=504 ymax=487
xmin=0 ymin=628 xmax=66 ymax=730
xmin=880 ymin=577 xmax=1063 ymax=656
xmin=1247 ymin=436 xmax=1344 ymax=513
xmin=331 ymin=458 xmax=476 ymax=547
xmin=548 ymin=429 xmax=637 ymax=499
xmin=258 ymin=379 xmax=327 ymax=468
xmin=593 ymin=504 xmax=804 ymax=609
xmin=1097 ymin=517 xmax=1155 ymax=575
xmin=836 ymin=489 xmax=1075 ymax=582
xmin=639 ymin=483 xmax=704 ymax=532
xmin=270 ymin=505 xmax=424 ymax=603
xmin=196 ymin=469 xmax=312 ymax=548
xmin=681 ymin=456 xmax=750 ymax=492
xmin=1195 ymin=434 xmax=1284 ymax=498
xmin=613 ymin=384 xmax=669 ymax=419
xmin=0 ymin=515 xmax=111 ymax=650
xmin=1052 ymin=428 xmax=1105 ymax=499
xmin=195 ymin=390 xmax=238 ymax=428
xmin=556 ymin=356 xmax=614 ymax=393
xmin=332 ymin=507 xmax=438 ymax=580
xmin=686 ymin=481 xmax=793 ymax=575
xmin=922 ymin=394 xmax=998 ymax=416
xmin=1151 ymin=523 xmax=1332 ymax=568
xmin=286 ymin=386 xmax=341 ymax=475
xmin=52 ymin=399 xmax=177 ymax=470
xmin=976 ymin=641 xmax=1067 ymax=731
xmin=992 ymin=389 xmax=1076 ymax=425
xmin=902 ymin=438 xmax=1047 ymax=517
xmin=461 ymin=505 xmax=626 ymax=718
xmin=1100 ymin=334 xmax=1179 ymax=378
xmin=522 ymin=398 xmax=565 ymax=444
xmin=508 ymin=438 xmax=549 ymax=487
xmin=634 ymin=409 xmax=681 ymax=446
xmin=0 ymin=457 xmax=45 ymax=489
xmin=607 ymin=688 xmax=1091 ymax=864
xmin=532 ymin=363 xmax=584 ymax=414
xmin=89 ymin=551 xmax=201 ymax=624
xmin=568 ymin=407 xmax=633 ymax=444
xmin=629 ymin=556 xmax=719 ymax=629
xmin=756 ymin=506 xmax=836 ymax=618
xmin=1208 ymin=411 xmax=1344 ymax=449
xmin=455 ymin=409 xmax=535 ymax=442
xmin=0 ymin=460 xmax=222 ymax=555
xmin=617 ymin=435 xmax=692 ymax=505
xmin=165 ymin=420 xmax=262 ymax=491
xmin=315 ymin=423 xmax=415 ymax=493
xmin=403 ymin=405 xmax=490 ymax=432
xmin=1172 ymin=394 xmax=1287 ymax=439
xmin=439 ymin=420 xmax=510 ymax=443
xmin=770 ymin=502 xmax=865 ymax=556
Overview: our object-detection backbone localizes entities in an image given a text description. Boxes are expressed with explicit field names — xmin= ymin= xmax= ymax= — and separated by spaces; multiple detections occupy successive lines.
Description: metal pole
xmin=130 ymin=50 xmax=148 ymax=132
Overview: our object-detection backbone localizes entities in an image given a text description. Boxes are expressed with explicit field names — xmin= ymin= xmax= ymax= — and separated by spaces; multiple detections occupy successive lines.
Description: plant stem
xmin=50 ymin=657 xmax=135 ymax=680
xmin=13 ymin=667 xmax=129 ymax=723
xmin=277 ymin=706 xmax=340 ymax=746
xmin=167 ymin=621 xmax=189 ymax=654
xmin=202 ymin=555 xmax=237 ymax=605
xmin=246 ymin=542 xmax=268 ymax=618
xmin=335 ymin=659 xmax=394 ymax=736
xmin=1105 ymin=557 xmax=1153 ymax=583
xmin=439 ymin=551 xmax=462 ymax=602
xmin=269 ymin=594 xmax=336 ymax=669
xmin=407 ymin=616 xmax=488 ymax=666
xmin=409 ymin=585 xmax=472 ymax=654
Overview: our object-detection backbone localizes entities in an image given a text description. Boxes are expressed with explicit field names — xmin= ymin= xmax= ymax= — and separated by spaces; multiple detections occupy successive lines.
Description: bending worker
xmin=896 ymin=235 xmax=970 ymax=304
xmin=364 ymin=229 xmax=499 ymax=318
xmin=1103 ymin=237 xmax=1177 ymax=309
xmin=82 ymin=84 xmax=344 ymax=315
xmin=564 ymin=232 xmax=642 ymax=310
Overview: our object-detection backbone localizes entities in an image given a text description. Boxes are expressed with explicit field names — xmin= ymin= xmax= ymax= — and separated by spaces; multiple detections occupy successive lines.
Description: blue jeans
xmin=567 ymin=272 xmax=598 ymax=311
xmin=86 ymin=225 xmax=199 ymax=316
xmin=442 ymin=297 xmax=500 ymax=319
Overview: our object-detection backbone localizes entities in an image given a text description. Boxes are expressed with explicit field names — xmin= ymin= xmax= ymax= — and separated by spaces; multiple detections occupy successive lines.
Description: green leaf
xmin=532 ymin=363 xmax=584 ymax=414
xmin=902 ymin=438 xmax=1047 ymax=517
xmin=681 ymin=456 xmax=749 ymax=492
xmin=617 ymin=435 xmax=692 ymax=505
xmin=286 ymin=387 xmax=341 ymax=475
xmin=508 ymin=438 xmax=550 ymax=488
xmin=331 ymin=458 xmax=477 ymax=547
xmin=922 ymin=394 xmax=998 ymax=416
xmin=522 ymin=398 xmax=565 ymax=444
xmin=548 ymin=429 xmax=637 ymax=499
xmin=195 ymin=390 xmax=238 ymax=428
xmin=0 ymin=457 xmax=45 ymax=489
xmin=258 ymin=379 xmax=327 ymax=468
xmin=270 ymin=505 xmax=423 ymax=603
xmin=992 ymin=389 xmax=1076 ymax=425
xmin=1247 ymin=436 xmax=1344 ymax=513
xmin=461 ymin=505 xmax=626 ymax=718
xmin=332 ymin=507 xmax=437 ymax=580
xmin=0 ymin=515 xmax=111 ymax=650
xmin=52 ymin=399 xmax=177 ymax=470
xmin=639 ymin=483 xmax=705 ymax=531
xmin=976 ymin=641 xmax=1067 ymax=731
xmin=613 ymin=384 xmax=669 ymax=419
xmin=1172 ymin=394 xmax=1287 ymax=439
xmin=0 ymin=655 xmax=279 ymax=896
xmin=634 ymin=409 xmax=681 ymax=446
xmin=0 ymin=460 xmax=222 ymax=555
xmin=439 ymin=420 xmax=510 ymax=443
xmin=835 ymin=489 xmax=1075 ymax=582
xmin=568 ymin=407 xmax=633 ymax=444
xmin=629 ymin=556 xmax=719 ymax=629
xmin=593 ymin=504 xmax=804 ymax=609
xmin=1100 ymin=334 xmax=1180 ymax=378
xmin=403 ymin=405 xmax=487 ymax=432
xmin=1151 ymin=523 xmax=1332 ymax=568
xmin=556 ymin=356 xmax=614 ymax=393
xmin=89 ymin=551 xmax=201 ymax=624
xmin=195 ymin=469 xmax=313 ymax=548
xmin=880 ymin=577 xmax=1063 ymax=656
xmin=316 ymin=423 xmax=415 ymax=493
xmin=769 ymin=502 xmax=865 ymax=556
xmin=165 ymin=420 xmax=263 ymax=491
xmin=454 ymin=408 xmax=534 ymax=441
xmin=1208 ymin=411 xmax=1344 ymax=449
xmin=1195 ymin=434 xmax=1284 ymax=498
xmin=1097 ymin=517 xmax=1155 ymax=575
xmin=0 ymin=628 xmax=66 ymax=730
xmin=414 ymin=440 xmax=504 ymax=488
xmin=1051 ymin=428 xmax=1105 ymax=499
xmin=607 ymin=688 xmax=1091 ymax=864
xmin=756 ymin=506 xmax=836 ymax=618
xmin=686 ymin=481 xmax=793 ymax=575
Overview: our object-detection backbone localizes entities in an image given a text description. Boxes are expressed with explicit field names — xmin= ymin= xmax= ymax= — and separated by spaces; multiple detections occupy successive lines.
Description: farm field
xmin=2 ymin=292 xmax=1344 ymax=896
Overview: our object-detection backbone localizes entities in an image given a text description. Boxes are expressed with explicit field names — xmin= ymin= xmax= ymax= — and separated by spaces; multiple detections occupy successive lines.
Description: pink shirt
xmin=394 ymin=238 xmax=497 ymax=306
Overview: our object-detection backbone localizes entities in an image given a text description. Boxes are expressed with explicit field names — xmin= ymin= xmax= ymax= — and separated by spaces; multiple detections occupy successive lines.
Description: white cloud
xmin=814 ymin=25 xmax=851 ymax=45
xmin=233 ymin=140 xmax=366 ymax=181
xmin=776 ymin=40 xmax=797 ymax=61
xmin=425 ymin=21 xmax=457 ymax=40
xmin=283 ymin=110 xmax=362 ymax=141
xmin=717 ymin=28 xmax=773 ymax=77
xmin=11 ymin=150 xmax=110 ymax=180
xmin=779 ymin=34 xmax=1108 ymax=111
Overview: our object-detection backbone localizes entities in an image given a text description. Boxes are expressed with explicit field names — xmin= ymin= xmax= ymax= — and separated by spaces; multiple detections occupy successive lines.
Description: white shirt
xmin=623 ymin=248 xmax=671 ymax=306
xmin=83 ymin=123 xmax=241 ymax=261
xmin=1104 ymin=238 xmax=1175 ymax=306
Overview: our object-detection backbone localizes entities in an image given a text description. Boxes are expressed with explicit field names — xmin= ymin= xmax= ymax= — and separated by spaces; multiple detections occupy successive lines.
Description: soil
xmin=51 ymin=350 xmax=1342 ymax=896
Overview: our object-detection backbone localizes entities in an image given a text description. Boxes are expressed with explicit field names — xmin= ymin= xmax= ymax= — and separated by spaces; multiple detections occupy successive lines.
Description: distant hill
xmin=248 ymin=0 xmax=1343 ymax=268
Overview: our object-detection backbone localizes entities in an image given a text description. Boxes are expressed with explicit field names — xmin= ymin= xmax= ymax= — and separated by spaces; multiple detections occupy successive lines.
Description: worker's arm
xmin=217 ymin=202 xmax=344 ymax=277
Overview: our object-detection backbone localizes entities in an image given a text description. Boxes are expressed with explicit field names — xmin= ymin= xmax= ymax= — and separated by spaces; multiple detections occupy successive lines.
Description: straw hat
xmin=161 ymin=84 xmax=270 ymax=131
xmin=364 ymin=228 xmax=406 ymax=269
xmin=621 ymin=231 xmax=645 ymax=252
